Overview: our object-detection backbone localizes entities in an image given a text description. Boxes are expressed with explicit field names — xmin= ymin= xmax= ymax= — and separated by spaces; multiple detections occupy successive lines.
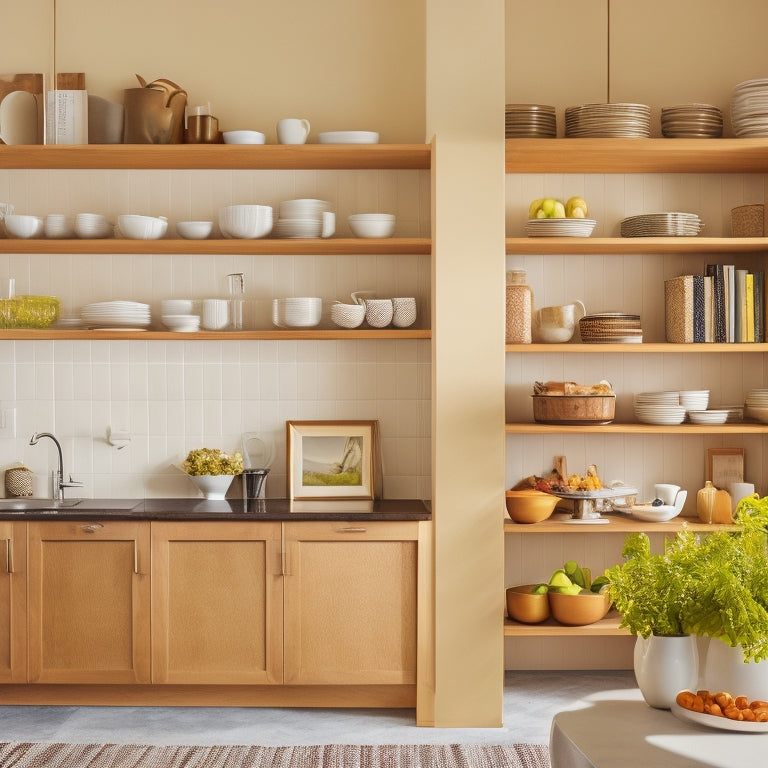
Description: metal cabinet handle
xmin=340 ymin=527 xmax=367 ymax=533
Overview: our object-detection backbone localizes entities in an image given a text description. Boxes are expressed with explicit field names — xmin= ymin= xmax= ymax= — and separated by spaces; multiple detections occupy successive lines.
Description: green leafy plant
xmin=606 ymin=496 xmax=768 ymax=662
xmin=181 ymin=448 xmax=243 ymax=476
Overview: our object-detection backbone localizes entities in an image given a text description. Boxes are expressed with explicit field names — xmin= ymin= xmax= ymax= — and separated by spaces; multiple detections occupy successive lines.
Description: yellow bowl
xmin=0 ymin=295 xmax=60 ymax=329
xmin=548 ymin=589 xmax=611 ymax=626
xmin=505 ymin=489 xmax=559 ymax=524
xmin=506 ymin=584 xmax=551 ymax=624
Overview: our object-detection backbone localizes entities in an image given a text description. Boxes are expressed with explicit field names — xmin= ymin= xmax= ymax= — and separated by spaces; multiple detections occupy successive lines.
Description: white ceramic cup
xmin=365 ymin=298 xmax=394 ymax=328
xmin=392 ymin=297 xmax=417 ymax=328
xmin=202 ymin=299 xmax=229 ymax=330
xmin=654 ymin=483 xmax=680 ymax=506
xmin=277 ymin=118 xmax=311 ymax=145
xmin=321 ymin=211 xmax=335 ymax=238
xmin=727 ymin=481 xmax=755 ymax=512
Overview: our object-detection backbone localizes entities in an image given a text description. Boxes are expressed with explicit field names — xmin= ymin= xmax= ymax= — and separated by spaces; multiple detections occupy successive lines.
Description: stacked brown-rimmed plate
xmin=620 ymin=212 xmax=702 ymax=237
xmin=505 ymin=104 xmax=557 ymax=138
xmin=564 ymin=103 xmax=651 ymax=137
xmin=731 ymin=79 xmax=768 ymax=137
xmin=524 ymin=218 xmax=596 ymax=237
xmin=661 ymin=104 xmax=723 ymax=138
xmin=579 ymin=313 xmax=642 ymax=343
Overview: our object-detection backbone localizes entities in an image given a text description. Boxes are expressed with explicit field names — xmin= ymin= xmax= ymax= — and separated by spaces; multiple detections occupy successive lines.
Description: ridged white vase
xmin=634 ymin=634 xmax=699 ymax=709
xmin=189 ymin=474 xmax=234 ymax=500
xmin=698 ymin=637 xmax=768 ymax=702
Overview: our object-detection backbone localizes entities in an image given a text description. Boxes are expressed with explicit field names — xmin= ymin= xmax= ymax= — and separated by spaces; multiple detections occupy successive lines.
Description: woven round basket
xmin=731 ymin=204 xmax=764 ymax=237
xmin=4 ymin=465 xmax=34 ymax=497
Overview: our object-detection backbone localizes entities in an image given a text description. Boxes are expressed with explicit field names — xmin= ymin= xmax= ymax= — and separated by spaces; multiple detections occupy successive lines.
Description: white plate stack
xmin=745 ymin=388 xmax=768 ymax=423
xmin=524 ymin=218 xmax=596 ymax=237
xmin=731 ymin=79 xmax=768 ymax=137
xmin=620 ymin=212 xmax=702 ymax=237
xmin=634 ymin=391 xmax=687 ymax=425
xmin=80 ymin=301 xmax=151 ymax=329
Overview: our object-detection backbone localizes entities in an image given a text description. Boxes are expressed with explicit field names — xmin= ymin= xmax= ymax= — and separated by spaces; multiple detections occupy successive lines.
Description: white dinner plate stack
xmin=80 ymin=301 xmax=151 ymax=329
xmin=661 ymin=103 xmax=723 ymax=138
xmin=730 ymin=79 xmax=768 ymax=137
xmin=745 ymin=388 xmax=768 ymax=423
xmin=505 ymin=104 xmax=557 ymax=138
xmin=620 ymin=212 xmax=702 ymax=237
xmin=564 ymin=103 xmax=651 ymax=137
xmin=634 ymin=390 xmax=687 ymax=425
xmin=524 ymin=218 xmax=596 ymax=237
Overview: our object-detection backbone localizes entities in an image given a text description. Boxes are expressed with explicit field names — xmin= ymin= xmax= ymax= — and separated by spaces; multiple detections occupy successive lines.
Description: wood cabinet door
xmin=27 ymin=521 xmax=151 ymax=684
xmin=0 ymin=521 xmax=26 ymax=683
xmin=151 ymin=521 xmax=283 ymax=685
xmin=283 ymin=521 xmax=418 ymax=685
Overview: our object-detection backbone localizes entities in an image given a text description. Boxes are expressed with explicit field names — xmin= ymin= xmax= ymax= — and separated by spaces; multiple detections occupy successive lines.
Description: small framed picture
xmin=706 ymin=448 xmax=744 ymax=489
xmin=286 ymin=420 xmax=378 ymax=501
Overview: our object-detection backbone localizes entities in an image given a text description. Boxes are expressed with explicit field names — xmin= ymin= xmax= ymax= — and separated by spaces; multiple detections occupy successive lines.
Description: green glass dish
xmin=0 ymin=295 xmax=61 ymax=328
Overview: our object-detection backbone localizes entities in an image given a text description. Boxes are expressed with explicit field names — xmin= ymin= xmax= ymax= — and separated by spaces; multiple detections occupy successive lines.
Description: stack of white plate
xmin=661 ymin=104 xmax=723 ymax=138
xmin=634 ymin=391 xmax=686 ymax=425
xmin=524 ymin=218 xmax=596 ymax=237
xmin=564 ymin=103 xmax=651 ymax=137
xmin=505 ymin=104 xmax=557 ymax=138
xmin=620 ymin=212 xmax=702 ymax=237
xmin=80 ymin=301 xmax=151 ymax=329
xmin=679 ymin=389 xmax=710 ymax=411
xmin=731 ymin=79 xmax=768 ymax=137
xmin=745 ymin=388 xmax=768 ymax=423
xmin=579 ymin=313 xmax=642 ymax=343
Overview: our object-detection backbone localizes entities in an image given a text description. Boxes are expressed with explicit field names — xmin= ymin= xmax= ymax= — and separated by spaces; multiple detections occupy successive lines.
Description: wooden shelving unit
xmin=503 ymin=515 xmax=739 ymax=535
xmin=504 ymin=610 xmax=628 ymax=637
xmin=505 ymin=422 xmax=767 ymax=435
xmin=506 ymin=236 xmax=768 ymax=255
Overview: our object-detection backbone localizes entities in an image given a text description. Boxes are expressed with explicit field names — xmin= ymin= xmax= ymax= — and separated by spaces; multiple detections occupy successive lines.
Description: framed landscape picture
xmin=286 ymin=420 xmax=378 ymax=501
xmin=706 ymin=447 xmax=744 ymax=490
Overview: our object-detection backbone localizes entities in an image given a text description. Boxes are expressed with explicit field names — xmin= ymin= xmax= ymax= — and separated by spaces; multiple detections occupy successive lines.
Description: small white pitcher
xmin=533 ymin=299 xmax=586 ymax=343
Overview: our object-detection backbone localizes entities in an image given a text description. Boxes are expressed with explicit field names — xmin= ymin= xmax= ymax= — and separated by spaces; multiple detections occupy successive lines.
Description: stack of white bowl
xmin=745 ymin=388 xmax=768 ymax=423
xmin=272 ymin=297 xmax=322 ymax=328
xmin=74 ymin=213 xmax=112 ymax=239
xmin=80 ymin=301 xmax=151 ymax=329
xmin=44 ymin=214 xmax=76 ymax=238
xmin=273 ymin=199 xmax=333 ymax=239
xmin=161 ymin=299 xmax=200 ymax=332
xmin=218 ymin=205 xmax=272 ymax=239
xmin=634 ymin=391 xmax=687 ymax=425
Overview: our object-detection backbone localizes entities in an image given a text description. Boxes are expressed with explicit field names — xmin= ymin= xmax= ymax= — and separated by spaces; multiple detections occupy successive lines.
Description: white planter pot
xmin=634 ymin=634 xmax=699 ymax=709
xmin=698 ymin=637 xmax=768 ymax=701
xmin=189 ymin=474 xmax=234 ymax=500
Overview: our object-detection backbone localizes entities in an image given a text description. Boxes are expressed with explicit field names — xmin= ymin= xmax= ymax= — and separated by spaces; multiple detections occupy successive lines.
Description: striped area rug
xmin=0 ymin=743 xmax=550 ymax=768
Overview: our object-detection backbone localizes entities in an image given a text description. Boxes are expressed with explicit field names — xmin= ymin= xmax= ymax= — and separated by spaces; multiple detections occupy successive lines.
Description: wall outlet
xmin=0 ymin=407 xmax=17 ymax=438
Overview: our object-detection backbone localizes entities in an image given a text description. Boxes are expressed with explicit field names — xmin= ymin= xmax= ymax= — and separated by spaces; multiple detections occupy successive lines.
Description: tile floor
xmin=0 ymin=671 xmax=636 ymax=745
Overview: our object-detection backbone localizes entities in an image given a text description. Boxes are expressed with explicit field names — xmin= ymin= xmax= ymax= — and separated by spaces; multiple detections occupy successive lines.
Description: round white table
xmin=550 ymin=688 xmax=768 ymax=768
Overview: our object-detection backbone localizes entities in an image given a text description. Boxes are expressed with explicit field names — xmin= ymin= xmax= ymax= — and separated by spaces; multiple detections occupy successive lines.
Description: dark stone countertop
xmin=0 ymin=497 xmax=431 ymax=522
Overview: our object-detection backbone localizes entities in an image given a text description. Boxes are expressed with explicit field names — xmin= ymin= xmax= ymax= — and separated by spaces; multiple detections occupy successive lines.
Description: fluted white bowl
xmin=218 ymin=204 xmax=273 ymax=239
xmin=3 ymin=214 xmax=44 ymax=238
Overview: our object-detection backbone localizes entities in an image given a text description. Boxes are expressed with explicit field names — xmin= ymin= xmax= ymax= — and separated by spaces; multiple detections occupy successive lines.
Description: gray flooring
xmin=0 ymin=671 xmax=636 ymax=745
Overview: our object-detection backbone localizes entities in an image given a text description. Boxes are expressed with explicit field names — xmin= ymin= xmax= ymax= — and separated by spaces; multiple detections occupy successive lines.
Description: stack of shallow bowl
xmin=730 ymin=79 xmax=768 ymax=137
xmin=745 ymin=388 xmax=768 ymax=423
xmin=620 ymin=212 xmax=702 ymax=237
xmin=505 ymin=104 xmax=557 ymax=138
xmin=661 ymin=104 xmax=723 ymax=137
xmin=80 ymin=300 xmax=151 ymax=329
xmin=564 ymin=103 xmax=651 ymax=137
xmin=524 ymin=218 xmax=596 ymax=237
xmin=634 ymin=391 xmax=687 ymax=425
xmin=579 ymin=313 xmax=642 ymax=343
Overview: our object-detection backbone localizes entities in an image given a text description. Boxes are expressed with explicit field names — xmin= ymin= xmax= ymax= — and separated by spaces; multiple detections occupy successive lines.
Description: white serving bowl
xmin=347 ymin=213 xmax=396 ymax=238
xmin=3 ymin=214 xmax=44 ymax=238
xmin=44 ymin=214 xmax=76 ymax=239
xmin=218 ymin=204 xmax=273 ymax=239
xmin=117 ymin=214 xmax=168 ymax=240
xmin=318 ymin=131 xmax=379 ymax=144
xmin=222 ymin=130 xmax=265 ymax=145
xmin=331 ymin=301 xmax=366 ymax=329
xmin=272 ymin=297 xmax=322 ymax=328
xmin=74 ymin=212 xmax=112 ymax=239
xmin=176 ymin=220 xmax=213 ymax=239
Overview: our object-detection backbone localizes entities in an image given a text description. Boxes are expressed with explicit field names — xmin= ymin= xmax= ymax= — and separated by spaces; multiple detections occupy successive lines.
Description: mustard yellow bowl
xmin=0 ymin=295 xmax=61 ymax=329
xmin=506 ymin=584 xmax=551 ymax=624
xmin=505 ymin=489 xmax=559 ymax=524
xmin=548 ymin=589 xmax=611 ymax=626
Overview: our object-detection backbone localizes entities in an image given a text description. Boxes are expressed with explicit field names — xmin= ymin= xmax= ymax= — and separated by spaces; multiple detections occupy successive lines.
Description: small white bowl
xmin=272 ymin=298 xmax=322 ymax=328
xmin=75 ymin=213 xmax=112 ymax=239
xmin=222 ymin=130 xmax=266 ymax=145
xmin=117 ymin=214 xmax=168 ymax=240
xmin=331 ymin=302 xmax=366 ymax=329
xmin=161 ymin=299 xmax=195 ymax=315
xmin=347 ymin=213 xmax=396 ymax=238
xmin=218 ymin=204 xmax=273 ymax=239
xmin=176 ymin=220 xmax=213 ymax=239
xmin=162 ymin=314 xmax=201 ymax=332
xmin=3 ymin=214 xmax=44 ymax=238
xmin=44 ymin=214 xmax=76 ymax=239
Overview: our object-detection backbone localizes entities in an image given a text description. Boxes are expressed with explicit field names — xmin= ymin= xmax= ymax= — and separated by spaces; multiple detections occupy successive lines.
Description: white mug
xmin=364 ymin=298 xmax=394 ymax=328
xmin=202 ymin=299 xmax=229 ymax=330
xmin=727 ymin=482 xmax=755 ymax=512
xmin=392 ymin=297 xmax=417 ymax=328
xmin=321 ymin=211 xmax=335 ymax=238
xmin=654 ymin=483 xmax=680 ymax=506
xmin=277 ymin=118 xmax=311 ymax=145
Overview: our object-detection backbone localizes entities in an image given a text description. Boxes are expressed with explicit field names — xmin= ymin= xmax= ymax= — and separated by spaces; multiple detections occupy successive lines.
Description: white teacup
xmin=654 ymin=483 xmax=681 ymax=506
xmin=365 ymin=298 xmax=394 ymax=328
xmin=277 ymin=118 xmax=311 ymax=145
xmin=392 ymin=297 xmax=417 ymax=328
xmin=202 ymin=299 xmax=229 ymax=330
xmin=727 ymin=482 xmax=756 ymax=512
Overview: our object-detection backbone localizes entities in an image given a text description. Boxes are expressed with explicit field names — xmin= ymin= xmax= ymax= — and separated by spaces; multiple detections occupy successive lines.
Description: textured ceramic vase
xmin=189 ymin=474 xmax=234 ymax=500
xmin=634 ymin=634 xmax=699 ymax=709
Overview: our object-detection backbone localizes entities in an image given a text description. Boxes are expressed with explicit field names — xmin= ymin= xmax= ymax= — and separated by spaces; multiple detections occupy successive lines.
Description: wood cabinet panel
xmin=283 ymin=521 xmax=418 ymax=685
xmin=151 ymin=522 xmax=283 ymax=685
xmin=0 ymin=522 xmax=26 ymax=683
xmin=26 ymin=521 xmax=150 ymax=684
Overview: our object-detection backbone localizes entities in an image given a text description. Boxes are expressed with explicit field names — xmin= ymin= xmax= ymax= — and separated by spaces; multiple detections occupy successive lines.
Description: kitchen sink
xmin=0 ymin=498 xmax=143 ymax=514
xmin=0 ymin=498 xmax=82 ymax=511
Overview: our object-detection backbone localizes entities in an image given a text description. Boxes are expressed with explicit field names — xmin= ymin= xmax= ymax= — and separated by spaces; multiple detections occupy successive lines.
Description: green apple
xmin=551 ymin=584 xmax=583 ymax=595
xmin=565 ymin=196 xmax=588 ymax=218
xmin=537 ymin=198 xmax=566 ymax=219
xmin=548 ymin=569 xmax=573 ymax=588
xmin=528 ymin=198 xmax=545 ymax=219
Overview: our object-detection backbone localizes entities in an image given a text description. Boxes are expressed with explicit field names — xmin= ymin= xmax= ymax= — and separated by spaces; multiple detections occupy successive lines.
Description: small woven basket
xmin=4 ymin=464 xmax=34 ymax=497
xmin=731 ymin=204 xmax=765 ymax=237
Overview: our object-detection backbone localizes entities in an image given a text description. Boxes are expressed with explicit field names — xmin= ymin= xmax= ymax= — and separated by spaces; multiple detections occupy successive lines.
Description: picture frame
xmin=706 ymin=448 xmax=744 ymax=489
xmin=286 ymin=420 xmax=378 ymax=501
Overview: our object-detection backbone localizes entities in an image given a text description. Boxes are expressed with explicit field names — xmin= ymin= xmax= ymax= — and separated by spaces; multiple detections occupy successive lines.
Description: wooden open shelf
xmin=503 ymin=515 xmax=739 ymax=535
xmin=506 ymin=236 xmax=768 ymax=255
xmin=505 ymin=421 xmax=767 ymax=435
xmin=506 ymin=342 xmax=768 ymax=353
xmin=0 ymin=143 xmax=432 ymax=170
xmin=504 ymin=610 xmax=629 ymax=637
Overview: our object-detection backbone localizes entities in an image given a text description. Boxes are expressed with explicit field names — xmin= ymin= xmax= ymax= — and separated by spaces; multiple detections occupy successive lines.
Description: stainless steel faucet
xmin=29 ymin=432 xmax=83 ymax=500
